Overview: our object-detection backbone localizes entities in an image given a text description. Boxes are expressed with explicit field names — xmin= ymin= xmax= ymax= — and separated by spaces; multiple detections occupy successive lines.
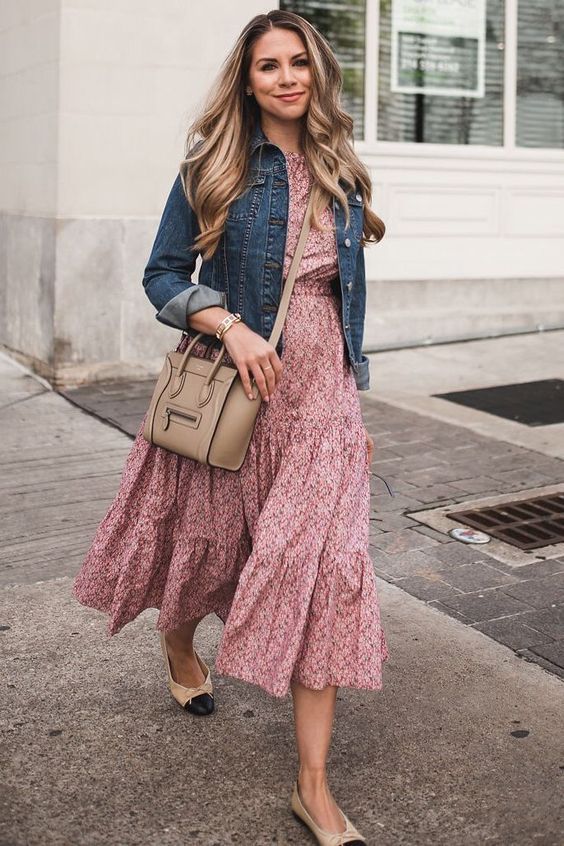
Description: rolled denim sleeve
xmin=354 ymin=354 xmax=370 ymax=391
xmin=142 ymin=172 xmax=225 ymax=331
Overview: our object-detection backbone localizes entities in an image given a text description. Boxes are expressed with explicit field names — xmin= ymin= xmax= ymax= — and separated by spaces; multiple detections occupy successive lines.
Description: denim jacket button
xmin=355 ymin=192 xmax=362 ymax=202
xmin=346 ymin=281 xmax=352 ymax=291
xmin=344 ymin=237 xmax=351 ymax=247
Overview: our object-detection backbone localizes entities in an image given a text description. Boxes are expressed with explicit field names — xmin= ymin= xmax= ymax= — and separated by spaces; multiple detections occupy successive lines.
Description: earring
xmin=245 ymin=87 xmax=253 ymax=96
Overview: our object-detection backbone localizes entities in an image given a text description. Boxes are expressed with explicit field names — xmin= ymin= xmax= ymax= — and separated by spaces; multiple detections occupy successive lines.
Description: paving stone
xmin=420 ymin=542 xmax=493 ymax=567
xmin=388 ymin=442 xmax=442 ymax=457
xmin=372 ymin=477 xmax=418 ymax=495
xmin=489 ymin=469 xmax=556 ymax=487
xmin=433 ymin=562 xmax=520 ymax=592
xmin=409 ymin=525 xmax=452 ymax=544
xmin=437 ymin=589 xmax=535 ymax=623
xmin=383 ymin=429 xmax=430 ymax=444
xmin=448 ymin=476 xmax=505 ymax=494
xmin=488 ymin=558 xmax=564 ymax=579
xmin=529 ymin=640 xmax=564 ymax=670
xmin=370 ymin=447 xmax=402 ymax=462
xmin=373 ymin=565 xmax=398 ymax=581
xmin=501 ymin=573 xmax=564 ymax=610
xmin=427 ymin=600 xmax=473 ymax=623
xmin=369 ymin=513 xmax=420 ymax=531
xmin=368 ymin=549 xmax=439 ymax=579
xmin=405 ymin=483 xmax=462 ymax=503
xmin=472 ymin=617 xmax=554 ymax=650
xmin=368 ymin=528 xmax=440 ymax=555
xmin=393 ymin=574 xmax=463 ymax=602
xmin=372 ymin=436 xmax=403 ymax=448
xmin=407 ymin=467 xmax=477 ymax=485
xmin=370 ymin=494 xmax=423 ymax=512
xmin=519 ymin=604 xmax=564 ymax=640
xmin=369 ymin=476 xmax=400 ymax=498
xmin=390 ymin=452 xmax=449 ymax=472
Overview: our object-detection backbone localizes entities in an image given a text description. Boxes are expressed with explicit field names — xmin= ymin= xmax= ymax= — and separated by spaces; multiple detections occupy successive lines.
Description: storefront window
xmin=377 ymin=0 xmax=505 ymax=145
xmin=279 ymin=0 xmax=366 ymax=139
xmin=516 ymin=2 xmax=564 ymax=149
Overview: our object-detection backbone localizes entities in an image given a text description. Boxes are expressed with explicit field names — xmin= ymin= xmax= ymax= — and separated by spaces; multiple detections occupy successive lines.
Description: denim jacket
xmin=142 ymin=124 xmax=371 ymax=390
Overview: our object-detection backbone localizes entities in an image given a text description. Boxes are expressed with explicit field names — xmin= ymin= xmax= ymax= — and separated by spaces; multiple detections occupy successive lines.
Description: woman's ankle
xmin=163 ymin=629 xmax=196 ymax=656
xmin=298 ymin=764 xmax=329 ymax=792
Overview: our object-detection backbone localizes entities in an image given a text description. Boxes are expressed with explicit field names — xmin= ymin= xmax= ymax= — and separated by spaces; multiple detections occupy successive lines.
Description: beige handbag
xmin=143 ymin=189 xmax=314 ymax=471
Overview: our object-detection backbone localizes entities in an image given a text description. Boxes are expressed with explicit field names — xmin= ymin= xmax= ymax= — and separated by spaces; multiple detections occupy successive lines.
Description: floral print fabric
xmin=72 ymin=151 xmax=389 ymax=698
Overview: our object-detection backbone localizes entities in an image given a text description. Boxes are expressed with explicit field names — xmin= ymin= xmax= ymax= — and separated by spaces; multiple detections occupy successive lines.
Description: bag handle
xmin=179 ymin=186 xmax=315 ymax=381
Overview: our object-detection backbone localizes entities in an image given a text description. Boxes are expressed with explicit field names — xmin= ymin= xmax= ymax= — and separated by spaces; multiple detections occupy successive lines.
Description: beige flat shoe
xmin=159 ymin=631 xmax=214 ymax=716
xmin=291 ymin=779 xmax=367 ymax=845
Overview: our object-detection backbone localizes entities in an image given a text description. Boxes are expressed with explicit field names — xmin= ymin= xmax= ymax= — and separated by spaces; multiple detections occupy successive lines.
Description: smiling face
xmin=247 ymin=27 xmax=312 ymax=127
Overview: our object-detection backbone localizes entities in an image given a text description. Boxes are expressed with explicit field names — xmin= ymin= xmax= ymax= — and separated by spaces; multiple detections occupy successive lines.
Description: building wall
xmin=0 ymin=1 xmax=60 ymax=367
xmin=1 ymin=1 xmax=563 ymax=384
xmin=0 ymin=0 xmax=267 ymax=384
xmin=361 ymin=147 xmax=564 ymax=349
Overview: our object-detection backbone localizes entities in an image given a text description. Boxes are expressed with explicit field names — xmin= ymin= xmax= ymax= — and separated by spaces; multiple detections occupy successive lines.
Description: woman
xmin=73 ymin=10 xmax=389 ymax=845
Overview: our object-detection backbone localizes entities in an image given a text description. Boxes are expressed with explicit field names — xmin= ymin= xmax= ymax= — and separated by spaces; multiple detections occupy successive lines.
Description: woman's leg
xmin=290 ymin=681 xmax=347 ymax=833
xmin=162 ymin=615 xmax=206 ymax=687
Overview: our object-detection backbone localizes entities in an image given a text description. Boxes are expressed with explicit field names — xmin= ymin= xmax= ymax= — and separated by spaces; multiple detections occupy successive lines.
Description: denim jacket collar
xmin=248 ymin=123 xmax=351 ymax=197
xmin=250 ymin=122 xmax=271 ymax=154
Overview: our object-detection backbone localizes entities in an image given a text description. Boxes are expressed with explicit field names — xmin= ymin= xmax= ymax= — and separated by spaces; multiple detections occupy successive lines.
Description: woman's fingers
xmin=236 ymin=358 xmax=281 ymax=402
xmin=262 ymin=351 xmax=283 ymax=398
xmin=270 ymin=354 xmax=283 ymax=383
xmin=221 ymin=324 xmax=283 ymax=401
xmin=249 ymin=361 xmax=270 ymax=402
xmin=237 ymin=363 xmax=256 ymax=400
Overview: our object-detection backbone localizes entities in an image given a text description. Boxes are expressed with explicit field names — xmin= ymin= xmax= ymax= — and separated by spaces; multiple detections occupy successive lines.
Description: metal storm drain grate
xmin=433 ymin=379 xmax=564 ymax=426
xmin=447 ymin=493 xmax=564 ymax=550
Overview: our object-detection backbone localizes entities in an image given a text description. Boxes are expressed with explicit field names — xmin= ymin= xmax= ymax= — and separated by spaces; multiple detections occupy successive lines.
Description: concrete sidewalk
xmin=1 ymin=345 xmax=563 ymax=846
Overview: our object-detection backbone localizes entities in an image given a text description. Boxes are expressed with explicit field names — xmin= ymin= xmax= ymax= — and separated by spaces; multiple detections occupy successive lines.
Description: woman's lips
xmin=275 ymin=92 xmax=304 ymax=102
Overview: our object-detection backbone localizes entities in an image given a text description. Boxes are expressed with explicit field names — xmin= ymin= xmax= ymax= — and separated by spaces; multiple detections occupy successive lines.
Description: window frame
xmin=357 ymin=0 xmax=564 ymax=160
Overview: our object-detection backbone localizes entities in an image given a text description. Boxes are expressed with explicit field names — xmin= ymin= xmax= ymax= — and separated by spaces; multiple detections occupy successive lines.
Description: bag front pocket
xmin=162 ymin=405 xmax=202 ymax=431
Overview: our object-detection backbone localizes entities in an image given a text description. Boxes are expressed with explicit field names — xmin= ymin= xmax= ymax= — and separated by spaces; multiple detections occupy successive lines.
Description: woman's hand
xmin=222 ymin=322 xmax=282 ymax=402
xmin=365 ymin=428 xmax=374 ymax=466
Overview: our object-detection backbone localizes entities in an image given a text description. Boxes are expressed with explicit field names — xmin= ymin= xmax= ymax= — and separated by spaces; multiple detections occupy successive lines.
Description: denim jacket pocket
xmin=226 ymin=172 xmax=267 ymax=221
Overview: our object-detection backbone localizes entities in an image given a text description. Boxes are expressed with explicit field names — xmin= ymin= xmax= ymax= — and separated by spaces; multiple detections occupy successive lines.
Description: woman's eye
xmin=260 ymin=59 xmax=309 ymax=71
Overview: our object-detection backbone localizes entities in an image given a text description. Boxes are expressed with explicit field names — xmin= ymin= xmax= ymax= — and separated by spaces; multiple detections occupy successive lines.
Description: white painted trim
xmin=364 ymin=0 xmax=379 ymax=145
xmin=355 ymin=141 xmax=564 ymax=168
xmin=503 ymin=0 xmax=518 ymax=151
xmin=361 ymin=0 xmax=564 ymax=161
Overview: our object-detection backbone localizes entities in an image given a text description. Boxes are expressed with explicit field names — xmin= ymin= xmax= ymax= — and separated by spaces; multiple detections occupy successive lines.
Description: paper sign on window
xmin=391 ymin=0 xmax=486 ymax=97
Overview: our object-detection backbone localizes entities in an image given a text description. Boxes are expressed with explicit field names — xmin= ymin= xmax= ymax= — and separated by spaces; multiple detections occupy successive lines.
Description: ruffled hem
xmin=215 ymin=628 xmax=389 ymax=699
xmin=214 ymin=547 xmax=389 ymax=698
xmin=72 ymin=532 xmax=250 ymax=636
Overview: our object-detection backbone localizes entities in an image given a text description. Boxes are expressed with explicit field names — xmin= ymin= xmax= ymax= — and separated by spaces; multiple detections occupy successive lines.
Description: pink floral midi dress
xmin=72 ymin=151 xmax=389 ymax=698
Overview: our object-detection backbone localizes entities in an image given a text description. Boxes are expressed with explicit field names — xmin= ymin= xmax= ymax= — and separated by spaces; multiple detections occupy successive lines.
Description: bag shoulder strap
xmin=268 ymin=188 xmax=315 ymax=349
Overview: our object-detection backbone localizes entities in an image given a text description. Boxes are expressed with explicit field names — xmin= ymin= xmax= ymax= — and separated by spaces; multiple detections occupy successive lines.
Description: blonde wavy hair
xmin=180 ymin=9 xmax=385 ymax=261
